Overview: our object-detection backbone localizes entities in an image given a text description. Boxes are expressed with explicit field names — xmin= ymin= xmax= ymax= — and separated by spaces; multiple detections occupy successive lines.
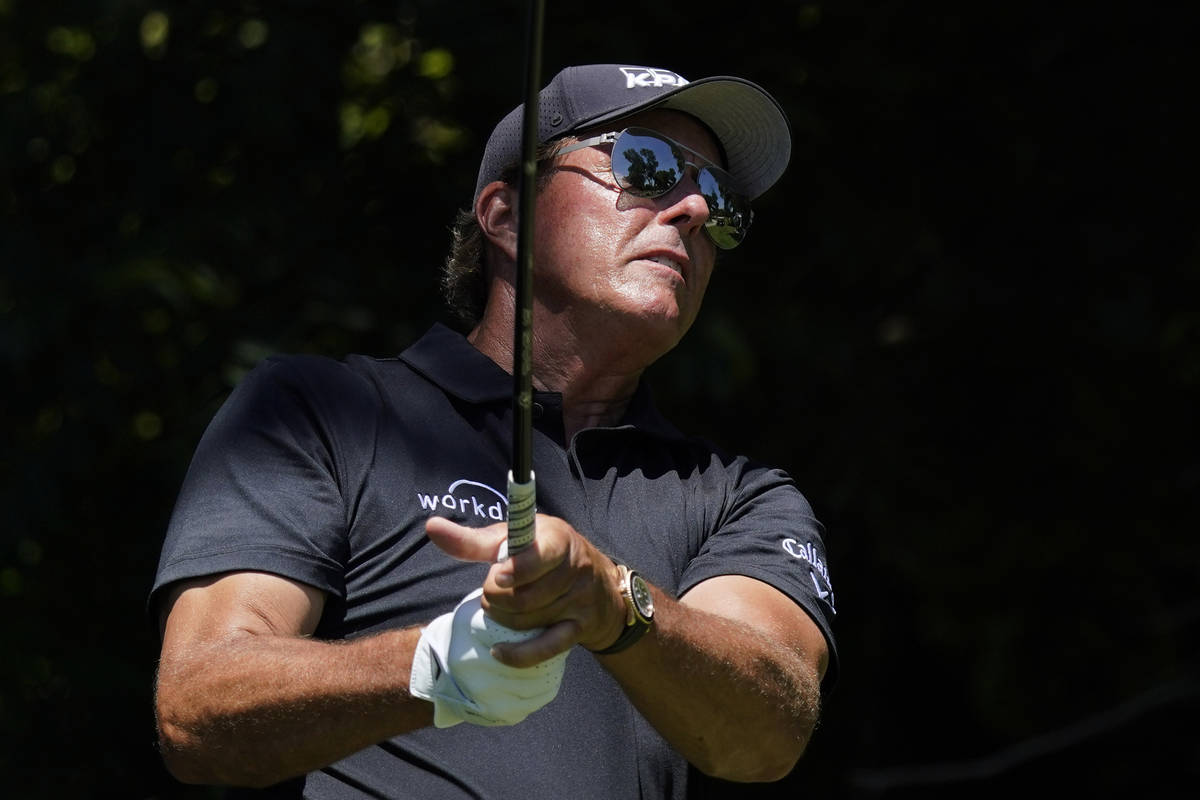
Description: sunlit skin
xmin=469 ymin=109 xmax=722 ymax=433
xmin=531 ymin=109 xmax=720 ymax=360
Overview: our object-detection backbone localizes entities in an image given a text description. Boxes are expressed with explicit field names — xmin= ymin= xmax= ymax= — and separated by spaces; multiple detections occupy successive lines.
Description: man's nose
xmin=660 ymin=165 xmax=711 ymax=236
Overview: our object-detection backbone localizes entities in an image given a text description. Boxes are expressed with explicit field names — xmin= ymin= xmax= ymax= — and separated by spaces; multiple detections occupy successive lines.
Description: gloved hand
xmin=409 ymin=588 xmax=568 ymax=728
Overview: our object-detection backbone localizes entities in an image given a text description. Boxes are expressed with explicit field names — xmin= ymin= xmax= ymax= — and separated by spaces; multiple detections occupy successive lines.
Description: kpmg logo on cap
xmin=618 ymin=66 xmax=689 ymax=90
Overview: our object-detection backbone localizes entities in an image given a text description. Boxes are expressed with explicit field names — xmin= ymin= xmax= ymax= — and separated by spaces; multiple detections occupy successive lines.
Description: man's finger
xmin=425 ymin=516 xmax=507 ymax=563
xmin=490 ymin=620 xmax=579 ymax=668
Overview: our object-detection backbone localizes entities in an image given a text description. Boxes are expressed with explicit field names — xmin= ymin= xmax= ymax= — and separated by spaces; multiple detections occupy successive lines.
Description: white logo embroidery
xmin=618 ymin=66 xmax=689 ymax=89
xmin=782 ymin=538 xmax=837 ymax=614
xmin=417 ymin=478 xmax=507 ymax=521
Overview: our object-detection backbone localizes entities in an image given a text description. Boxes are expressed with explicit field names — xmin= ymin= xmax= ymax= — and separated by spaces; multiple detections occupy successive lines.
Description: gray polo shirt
xmin=152 ymin=323 xmax=838 ymax=799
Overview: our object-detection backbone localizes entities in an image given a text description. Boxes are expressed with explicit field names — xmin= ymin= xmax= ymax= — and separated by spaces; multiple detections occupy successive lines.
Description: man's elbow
xmin=694 ymin=753 xmax=803 ymax=783
xmin=156 ymin=716 xmax=212 ymax=785
xmin=692 ymin=732 xmax=809 ymax=783
xmin=155 ymin=689 xmax=223 ymax=785
xmin=157 ymin=721 xmax=284 ymax=789
xmin=155 ymin=688 xmax=258 ymax=787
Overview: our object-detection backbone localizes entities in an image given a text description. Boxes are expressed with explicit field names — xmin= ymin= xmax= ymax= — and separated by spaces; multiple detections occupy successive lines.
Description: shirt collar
xmin=400 ymin=323 xmax=686 ymax=441
xmin=399 ymin=322 xmax=512 ymax=404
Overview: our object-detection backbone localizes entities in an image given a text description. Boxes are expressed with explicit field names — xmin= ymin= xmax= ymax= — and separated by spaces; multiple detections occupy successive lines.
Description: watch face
xmin=630 ymin=574 xmax=654 ymax=620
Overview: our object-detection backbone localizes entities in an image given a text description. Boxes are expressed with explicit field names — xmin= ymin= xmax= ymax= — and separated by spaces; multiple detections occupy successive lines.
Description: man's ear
xmin=476 ymin=181 xmax=519 ymax=264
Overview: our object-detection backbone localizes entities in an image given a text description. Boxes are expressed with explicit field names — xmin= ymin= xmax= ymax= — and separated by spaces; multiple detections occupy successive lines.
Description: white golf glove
xmin=409 ymin=588 xmax=567 ymax=728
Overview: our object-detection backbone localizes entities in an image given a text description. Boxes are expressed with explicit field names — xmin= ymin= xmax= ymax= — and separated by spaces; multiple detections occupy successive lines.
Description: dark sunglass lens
xmin=697 ymin=167 xmax=751 ymax=250
xmin=611 ymin=130 xmax=685 ymax=197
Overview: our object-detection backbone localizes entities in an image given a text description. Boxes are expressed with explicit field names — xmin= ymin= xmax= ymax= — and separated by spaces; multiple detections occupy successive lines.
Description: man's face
xmin=532 ymin=109 xmax=722 ymax=354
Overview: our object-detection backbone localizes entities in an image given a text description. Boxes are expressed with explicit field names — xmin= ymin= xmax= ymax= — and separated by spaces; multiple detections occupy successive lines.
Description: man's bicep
xmin=680 ymin=574 xmax=829 ymax=681
xmin=159 ymin=571 xmax=326 ymax=649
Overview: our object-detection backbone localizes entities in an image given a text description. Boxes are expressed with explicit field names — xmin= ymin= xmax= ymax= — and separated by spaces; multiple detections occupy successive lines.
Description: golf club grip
xmin=507 ymin=470 xmax=536 ymax=553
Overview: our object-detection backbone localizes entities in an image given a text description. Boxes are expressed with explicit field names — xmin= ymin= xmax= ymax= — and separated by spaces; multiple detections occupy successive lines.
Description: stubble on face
xmin=532 ymin=110 xmax=721 ymax=357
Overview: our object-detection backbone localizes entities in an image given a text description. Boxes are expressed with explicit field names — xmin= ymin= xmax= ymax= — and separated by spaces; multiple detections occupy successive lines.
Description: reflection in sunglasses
xmin=620 ymin=146 xmax=682 ymax=196
xmin=551 ymin=128 xmax=753 ymax=250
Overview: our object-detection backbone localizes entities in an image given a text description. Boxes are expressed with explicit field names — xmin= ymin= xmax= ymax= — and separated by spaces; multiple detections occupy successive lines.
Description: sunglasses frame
xmin=551 ymin=127 xmax=753 ymax=249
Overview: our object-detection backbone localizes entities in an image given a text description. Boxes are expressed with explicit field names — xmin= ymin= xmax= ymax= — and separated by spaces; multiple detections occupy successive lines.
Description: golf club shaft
xmin=507 ymin=0 xmax=545 ymax=555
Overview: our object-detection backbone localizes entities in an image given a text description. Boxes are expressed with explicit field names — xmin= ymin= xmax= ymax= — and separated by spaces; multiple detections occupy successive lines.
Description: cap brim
xmin=577 ymin=76 xmax=791 ymax=200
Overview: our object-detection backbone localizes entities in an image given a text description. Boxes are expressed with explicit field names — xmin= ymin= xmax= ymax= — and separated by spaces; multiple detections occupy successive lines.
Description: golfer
xmin=151 ymin=62 xmax=839 ymax=798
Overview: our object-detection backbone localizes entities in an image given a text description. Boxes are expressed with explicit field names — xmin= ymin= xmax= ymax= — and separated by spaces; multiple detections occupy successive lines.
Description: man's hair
xmin=442 ymin=208 xmax=488 ymax=328
xmin=442 ymin=140 xmax=568 ymax=328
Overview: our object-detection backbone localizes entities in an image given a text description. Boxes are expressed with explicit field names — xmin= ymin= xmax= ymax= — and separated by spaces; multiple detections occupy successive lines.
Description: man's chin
xmin=620 ymin=306 xmax=696 ymax=353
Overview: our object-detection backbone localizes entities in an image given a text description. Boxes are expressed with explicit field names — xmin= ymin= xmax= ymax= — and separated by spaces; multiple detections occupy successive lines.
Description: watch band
xmin=595 ymin=564 xmax=653 ymax=655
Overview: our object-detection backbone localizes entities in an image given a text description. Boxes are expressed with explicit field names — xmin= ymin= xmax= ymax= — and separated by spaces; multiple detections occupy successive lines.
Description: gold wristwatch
xmin=596 ymin=564 xmax=654 ymax=655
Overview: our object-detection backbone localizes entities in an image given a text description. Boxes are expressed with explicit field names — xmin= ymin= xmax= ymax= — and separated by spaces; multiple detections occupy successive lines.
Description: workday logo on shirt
xmin=417 ymin=478 xmax=507 ymax=522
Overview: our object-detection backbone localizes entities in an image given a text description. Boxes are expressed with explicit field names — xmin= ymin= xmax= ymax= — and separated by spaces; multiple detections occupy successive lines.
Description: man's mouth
xmin=645 ymin=255 xmax=683 ymax=273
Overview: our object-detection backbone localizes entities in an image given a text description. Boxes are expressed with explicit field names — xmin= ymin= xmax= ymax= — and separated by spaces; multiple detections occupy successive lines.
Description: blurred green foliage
xmin=2 ymin=1 xmax=1197 ymax=797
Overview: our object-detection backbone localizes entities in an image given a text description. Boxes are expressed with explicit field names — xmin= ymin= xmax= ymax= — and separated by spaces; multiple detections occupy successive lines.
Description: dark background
xmin=3 ymin=1 xmax=1197 ymax=797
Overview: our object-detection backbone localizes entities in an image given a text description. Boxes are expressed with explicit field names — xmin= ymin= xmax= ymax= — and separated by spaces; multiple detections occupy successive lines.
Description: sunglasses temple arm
xmin=549 ymin=132 xmax=618 ymax=158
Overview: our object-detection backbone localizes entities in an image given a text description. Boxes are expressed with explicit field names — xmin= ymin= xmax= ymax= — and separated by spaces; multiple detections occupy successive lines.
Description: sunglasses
xmin=552 ymin=127 xmax=753 ymax=250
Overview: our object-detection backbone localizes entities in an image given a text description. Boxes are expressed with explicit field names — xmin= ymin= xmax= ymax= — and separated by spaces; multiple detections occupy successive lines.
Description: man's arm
xmin=154 ymin=572 xmax=432 ymax=787
xmin=610 ymin=575 xmax=827 ymax=781
xmin=426 ymin=514 xmax=829 ymax=783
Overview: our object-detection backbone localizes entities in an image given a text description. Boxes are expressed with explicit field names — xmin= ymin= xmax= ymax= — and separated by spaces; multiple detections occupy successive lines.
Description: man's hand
xmin=409 ymin=588 xmax=566 ymax=727
xmin=424 ymin=514 xmax=627 ymax=667
xmin=425 ymin=513 xmax=829 ymax=781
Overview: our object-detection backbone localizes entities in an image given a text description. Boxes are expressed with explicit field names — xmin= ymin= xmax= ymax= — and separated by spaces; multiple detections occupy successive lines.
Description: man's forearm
xmin=156 ymin=626 xmax=431 ymax=787
xmin=424 ymin=515 xmax=826 ymax=781
xmin=600 ymin=588 xmax=823 ymax=782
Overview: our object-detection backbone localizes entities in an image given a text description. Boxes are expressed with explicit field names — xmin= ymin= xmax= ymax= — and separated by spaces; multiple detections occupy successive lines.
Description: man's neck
xmin=468 ymin=309 xmax=644 ymax=439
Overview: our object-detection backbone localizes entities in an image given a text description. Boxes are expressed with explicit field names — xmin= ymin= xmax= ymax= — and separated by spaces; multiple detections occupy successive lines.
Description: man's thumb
xmin=425 ymin=516 xmax=507 ymax=563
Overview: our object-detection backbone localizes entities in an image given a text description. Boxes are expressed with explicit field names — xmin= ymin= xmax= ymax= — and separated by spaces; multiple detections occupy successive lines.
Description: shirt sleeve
xmin=677 ymin=457 xmax=840 ymax=690
xmin=149 ymin=355 xmax=376 ymax=616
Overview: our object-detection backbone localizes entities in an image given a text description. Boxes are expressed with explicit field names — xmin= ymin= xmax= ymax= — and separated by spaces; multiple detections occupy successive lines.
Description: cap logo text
xmin=619 ymin=66 xmax=689 ymax=90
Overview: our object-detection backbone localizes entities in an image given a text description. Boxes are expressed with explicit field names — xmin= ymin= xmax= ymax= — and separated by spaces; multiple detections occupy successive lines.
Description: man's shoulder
xmin=216 ymin=350 xmax=429 ymax=438
xmin=250 ymin=326 xmax=453 ymax=397
xmin=249 ymin=351 xmax=406 ymax=396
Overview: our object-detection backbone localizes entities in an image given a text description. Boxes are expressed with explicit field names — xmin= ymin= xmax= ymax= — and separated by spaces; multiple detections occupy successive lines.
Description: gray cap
xmin=473 ymin=64 xmax=791 ymax=201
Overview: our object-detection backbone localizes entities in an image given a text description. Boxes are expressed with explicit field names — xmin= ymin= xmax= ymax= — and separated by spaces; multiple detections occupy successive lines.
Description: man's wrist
xmin=593 ymin=564 xmax=655 ymax=655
